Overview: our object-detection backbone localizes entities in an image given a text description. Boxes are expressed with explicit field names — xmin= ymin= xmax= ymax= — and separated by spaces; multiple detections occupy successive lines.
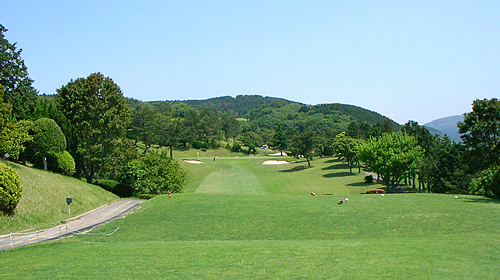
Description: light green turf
xmin=179 ymin=156 xmax=370 ymax=195
xmin=1 ymin=193 xmax=498 ymax=279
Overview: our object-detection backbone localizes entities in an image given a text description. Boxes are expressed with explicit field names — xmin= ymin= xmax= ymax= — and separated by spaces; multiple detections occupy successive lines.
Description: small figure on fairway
xmin=168 ymin=192 xmax=172 ymax=198
xmin=311 ymin=192 xmax=315 ymax=196
xmin=213 ymin=156 xmax=216 ymax=162
xmin=338 ymin=199 xmax=344 ymax=204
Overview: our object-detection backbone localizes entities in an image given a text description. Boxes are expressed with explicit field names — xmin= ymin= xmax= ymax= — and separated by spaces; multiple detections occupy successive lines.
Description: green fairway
xmin=180 ymin=156 xmax=370 ymax=195
xmin=1 ymin=193 xmax=499 ymax=279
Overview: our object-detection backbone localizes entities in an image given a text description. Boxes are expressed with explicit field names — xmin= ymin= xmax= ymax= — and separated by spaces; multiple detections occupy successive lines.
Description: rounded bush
xmin=0 ymin=163 xmax=22 ymax=214
xmin=24 ymin=118 xmax=66 ymax=168
xmin=47 ymin=150 xmax=75 ymax=175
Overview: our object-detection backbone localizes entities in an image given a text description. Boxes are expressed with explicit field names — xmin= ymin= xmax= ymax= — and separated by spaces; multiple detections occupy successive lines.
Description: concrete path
xmin=0 ymin=199 xmax=144 ymax=250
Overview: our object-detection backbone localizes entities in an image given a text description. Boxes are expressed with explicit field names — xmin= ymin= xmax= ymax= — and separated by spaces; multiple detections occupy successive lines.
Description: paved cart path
xmin=0 ymin=199 xmax=144 ymax=250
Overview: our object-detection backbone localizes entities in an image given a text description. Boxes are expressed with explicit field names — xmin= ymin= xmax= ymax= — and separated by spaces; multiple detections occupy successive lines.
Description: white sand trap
xmin=262 ymin=160 xmax=290 ymax=165
xmin=267 ymin=152 xmax=288 ymax=156
xmin=184 ymin=160 xmax=204 ymax=164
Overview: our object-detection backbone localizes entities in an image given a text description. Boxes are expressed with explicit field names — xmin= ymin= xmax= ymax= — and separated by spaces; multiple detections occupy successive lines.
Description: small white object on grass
xmin=345 ymin=198 xmax=349 ymax=201
xmin=381 ymin=194 xmax=385 ymax=197
xmin=454 ymin=196 xmax=458 ymax=199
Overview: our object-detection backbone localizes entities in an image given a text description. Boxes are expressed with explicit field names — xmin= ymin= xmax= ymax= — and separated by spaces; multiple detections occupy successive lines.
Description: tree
xmin=0 ymin=24 xmax=38 ymax=120
xmin=0 ymin=162 xmax=22 ymax=214
xmin=289 ymin=129 xmax=316 ymax=167
xmin=332 ymin=132 xmax=363 ymax=173
xmin=56 ymin=73 xmax=130 ymax=183
xmin=272 ymin=124 xmax=288 ymax=156
xmin=458 ymin=98 xmax=500 ymax=173
xmin=0 ymin=90 xmax=32 ymax=160
xmin=357 ymin=132 xmax=423 ymax=192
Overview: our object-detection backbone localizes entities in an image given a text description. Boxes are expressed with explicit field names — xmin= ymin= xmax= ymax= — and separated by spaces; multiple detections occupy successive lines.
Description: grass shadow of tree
xmin=324 ymin=158 xmax=342 ymax=164
xmin=279 ymin=166 xmax=309 ymax=173
xmin=322 ymin=172 xmax=356 ymax=178
xmin=322 ymin=163 xmax=350 ymax=171
xmin=461 ymin=197 xmax=500 ymax=204
xmin=348 ymin=182 xmax=371 ymax=187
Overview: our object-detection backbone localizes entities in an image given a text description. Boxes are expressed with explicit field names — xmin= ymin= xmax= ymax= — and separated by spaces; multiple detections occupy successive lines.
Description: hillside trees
xmin=56 ymin=73 xmax=130 ymax=183
xmin=357 ymin=132 xmax=423 ymax=192
xmin=0 ymin=25 xmax=38 ymax=120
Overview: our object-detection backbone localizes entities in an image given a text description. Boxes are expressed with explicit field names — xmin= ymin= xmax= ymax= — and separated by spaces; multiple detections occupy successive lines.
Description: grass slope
xmin=0 ymin=162 xmax=118 ymax=234
xmin=1 ymin=193 xmax=498 ymax=279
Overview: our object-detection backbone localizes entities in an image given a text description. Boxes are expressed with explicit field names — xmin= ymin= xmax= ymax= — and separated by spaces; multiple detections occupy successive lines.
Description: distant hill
xmin=424 ymin=115 xmax=464 ymax=142
xmin=147 ymin=95 xmax=399 ymax=128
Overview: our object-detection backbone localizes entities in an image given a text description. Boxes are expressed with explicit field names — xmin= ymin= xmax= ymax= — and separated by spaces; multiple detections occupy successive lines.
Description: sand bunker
xmin=262 ymin=160 xmax=290 ymax=165
xmin=184 ymin=160 xmax=204 ymax=164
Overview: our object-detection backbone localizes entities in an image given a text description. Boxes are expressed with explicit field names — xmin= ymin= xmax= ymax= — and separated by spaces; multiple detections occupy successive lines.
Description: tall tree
xmin=458 ymin=98 xmax=500 ymax=173
xmin=0 ymin=24 xmax=38 ymax=120
xmin=289 ymin=129 xmax=316 ymax=167
xmin=56 ymin=73 xmax=130 ymax=183
xmin=358 ymin=132 xmax=423 ymax=192
xmin=272 ymin=124 xmax=288 ymax=156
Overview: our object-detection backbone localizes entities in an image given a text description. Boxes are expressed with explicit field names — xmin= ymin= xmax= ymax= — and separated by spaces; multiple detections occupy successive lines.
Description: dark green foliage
xmin=120 ymin=150 xmax=186 ymax=195
xmin=27 ymin=118 xmax=66 ymax=158
xmin=98 ymin=138 xmax=138 ymax=181
xmin=364 ymin=175 xmax=374 ymax=184
xmin=0 ymin=162 xmax=21 ymax=214
xmin=469 ymin=165 xmax=500 ymax=198
xmin=458 ymin=98 xmax=500 ymax=173
xmin=47 ymin=150 xmax=75 ymax=176
xmin=0 ymin=25 xmax=38 ymax=120
xmin=57 ymin=73 xmax=130 ymax=183
xmin=192 ymin=140 xmax=210 ymax=150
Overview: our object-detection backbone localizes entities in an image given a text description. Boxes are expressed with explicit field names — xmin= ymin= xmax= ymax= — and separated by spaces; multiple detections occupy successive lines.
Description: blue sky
xmin=3 ymin=1 xmax=499 ymax=124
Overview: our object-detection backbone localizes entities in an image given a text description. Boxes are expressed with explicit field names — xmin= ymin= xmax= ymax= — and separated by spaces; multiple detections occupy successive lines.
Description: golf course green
xmin=1 ymin=155 xmax=499 ymax=279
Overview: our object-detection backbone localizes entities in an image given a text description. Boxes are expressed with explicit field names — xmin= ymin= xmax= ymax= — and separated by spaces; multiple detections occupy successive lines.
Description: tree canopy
xmin=56 ymin=73 xmax=130 ymax=183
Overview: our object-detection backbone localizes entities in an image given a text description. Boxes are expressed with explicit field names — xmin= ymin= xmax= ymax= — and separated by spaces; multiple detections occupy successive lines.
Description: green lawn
xmin=179 ymin=156 xmax=369 ymax=194
xmin=1 ymin=193 xmax=498 ymax=279
xmin=1 ymin=154 xmax=499 ymax=279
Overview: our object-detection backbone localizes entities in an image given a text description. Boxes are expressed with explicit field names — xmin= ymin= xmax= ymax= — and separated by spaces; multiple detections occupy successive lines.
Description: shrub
xmin=192 ymin=140 xmax=210 ymax=150
xmin=24 ymin=118 xmax=66 ymax=168
xmin=0 ymin=163 xmax=22 ymax=214
xmin=364 ymin=175 xmax=374 ymax=184
xmin=47 ymin=150 xmax=75 ymax=175
xmin=120 ymin=150 xmax=187 ymax=195
xmin=231 ymin=143 xmax=242 ymax=153
xmin=138 ymin=194 xmax=157 ymax=199
xmin=94 ymin=179 xmax=132 ymax=197
xmin=366 ymin=188 xmax=385 ymax=194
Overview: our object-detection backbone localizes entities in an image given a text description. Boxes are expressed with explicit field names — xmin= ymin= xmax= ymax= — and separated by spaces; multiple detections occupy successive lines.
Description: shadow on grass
xmin=347 ymin=182 xmax=371 ymax=187
xmin=322 ymin=172 xmax=356 ymax=178
xmin=279 ymin=166 xmax=309 ymax=173
xmin=322 ymin=163 xmax=351 ymax=171
xmin=324 ymin=158 xmax=342 ymax=164
xmin=461 ymin=197 xmax=500 ymax=204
